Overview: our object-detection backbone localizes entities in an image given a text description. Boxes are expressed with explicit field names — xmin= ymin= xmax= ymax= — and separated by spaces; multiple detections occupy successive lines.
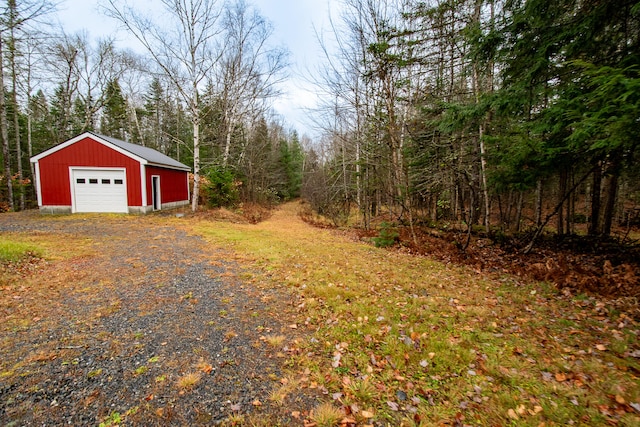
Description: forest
xmin=1 ymin=0 xmax=639 ymax=246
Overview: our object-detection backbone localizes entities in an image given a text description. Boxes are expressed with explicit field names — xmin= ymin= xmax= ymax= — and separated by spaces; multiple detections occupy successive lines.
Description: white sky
xmin=55 ymin=0 xmax=341 ymax=138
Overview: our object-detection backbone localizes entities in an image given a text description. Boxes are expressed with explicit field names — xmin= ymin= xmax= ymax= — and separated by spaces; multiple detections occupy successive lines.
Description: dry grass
xmin=175 ymin=372 xmax=201 ymax=390
xmin=268 ymin=375 xmax=302 ymax=406
xmin=310 ymin=402 xmax=343 ymax=427
xmin=264 ymin=334 xmax=286 ymax=347
xmin=193 ymin=201 xmax=640 ymax=426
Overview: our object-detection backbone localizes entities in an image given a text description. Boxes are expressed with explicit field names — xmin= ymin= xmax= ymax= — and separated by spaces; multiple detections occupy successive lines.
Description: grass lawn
xmin=0 ymin=237 xmax=44 ymax=263
xmin=194 ymin=202 xmax=640 ymax=426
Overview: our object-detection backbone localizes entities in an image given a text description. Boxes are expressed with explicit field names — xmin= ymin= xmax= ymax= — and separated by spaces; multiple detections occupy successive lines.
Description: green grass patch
xmin=0 ymin=237 xmax=43 ymax=262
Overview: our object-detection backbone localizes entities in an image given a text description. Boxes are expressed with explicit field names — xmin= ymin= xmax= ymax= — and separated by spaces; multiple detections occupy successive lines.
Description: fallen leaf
xmin=291 ymin=411 xmax=301 ymax=419
xmin=252 ymin=399 xmax=262 ymax=406
xmin=387 ymin=401 xmax=399 ymax=411
xmin=555 ymin=373 xmax=567 ymax=382
xmin=529 ymin=405 xmax=543 ymax=415
xmin=507 ymin=408 xmax=519 ymax=420
xmin=615 ymin=395 xmax=625 ymax=405
xmin=332 ymin=352 xmax=342 ymax=368
xmin=596 ymin=344 xmax=607 ymax=351
xmin=339 ymin=417 xmax=356 ymax=427
xmin=361 ymin=410 xmax=374 ymax=418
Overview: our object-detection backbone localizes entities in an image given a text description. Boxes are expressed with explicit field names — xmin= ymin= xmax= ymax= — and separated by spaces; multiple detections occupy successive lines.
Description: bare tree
xmin=43 ymin=32 xmax=130 ymax=142
xmin=105 ymin=0 xmax=224 ymax=211
xmin=216 ymin=0 xmax=288 ymax=167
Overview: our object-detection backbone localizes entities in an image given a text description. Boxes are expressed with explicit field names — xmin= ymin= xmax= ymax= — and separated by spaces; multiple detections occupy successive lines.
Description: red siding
xmin=146 ymin=166 xmax=189 ymax=203
xmin=38 ymin=137 xmax=143 ymax=206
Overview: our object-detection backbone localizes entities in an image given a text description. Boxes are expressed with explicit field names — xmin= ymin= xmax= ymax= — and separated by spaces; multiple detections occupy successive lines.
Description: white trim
xmin=146 ymin=161 xmax=191 ymax=172
xmin=151 ymin=175 xmax=161 ymax=211
xmin=69 ymin=167 xmax=127 ymax=213
xmin=33 ymin=161 xmax=42 ymax=207
xmin=140 ymin=164 xmax=147 ymax=207
xmin=186 ymin=172 xmax=191 ymax=203
xmin=31 ymin=132 xmax=148 ymax=165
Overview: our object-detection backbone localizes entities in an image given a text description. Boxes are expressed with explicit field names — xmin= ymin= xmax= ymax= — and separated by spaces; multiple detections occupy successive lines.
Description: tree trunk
xmin=524 ymin=167 xmax=595 ymax=254
xmin=535 ymin=179 xmax=543 ymax=226
xmin=0 ymin=35 xmax=14 ymax=211
xmin=9 ymin=17 xmax=23 ymax=210
xmin=557 ymin=169 xmax=567 ymax=235
xmin=601 ymin=154 xmax=621 ymax=236
xmin=27 ymin=87 xmax=35 ymax=205
xmin=589 ymin=160 xmax=602 ymax=235
xmin=566 ymin=169 xmax=574 ymax=234
xmin=191 ymin=86 xmax=200 ymax=211
xmin=222 ymin=112 xmax=234 ymax=167
xmin=514 ymin=191 xmax=524 ymax=232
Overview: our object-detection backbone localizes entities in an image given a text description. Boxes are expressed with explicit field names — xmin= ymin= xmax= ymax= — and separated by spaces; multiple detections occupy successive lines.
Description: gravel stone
xmin=0 ymin=212 xmax=314 ymax=425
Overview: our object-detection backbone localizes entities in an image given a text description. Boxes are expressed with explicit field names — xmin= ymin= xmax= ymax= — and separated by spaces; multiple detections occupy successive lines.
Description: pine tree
xmin=101 ymin=79 xmax=128 ymax=140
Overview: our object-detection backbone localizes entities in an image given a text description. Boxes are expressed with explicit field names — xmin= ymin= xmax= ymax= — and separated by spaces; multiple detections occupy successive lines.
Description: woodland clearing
xmin=1 ymin=202 xmax=639 ymax=426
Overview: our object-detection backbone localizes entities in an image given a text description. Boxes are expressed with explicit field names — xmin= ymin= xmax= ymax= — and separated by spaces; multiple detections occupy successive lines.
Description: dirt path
xmin=0 ymin=212 xmax=309 ymax=426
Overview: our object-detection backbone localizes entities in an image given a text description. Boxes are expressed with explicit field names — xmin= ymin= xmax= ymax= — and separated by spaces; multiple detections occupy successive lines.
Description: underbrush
xmin=186 ymin=203 xmax=273 ymax=224
xmin=297 ymin=207 xmax=640 ymax=303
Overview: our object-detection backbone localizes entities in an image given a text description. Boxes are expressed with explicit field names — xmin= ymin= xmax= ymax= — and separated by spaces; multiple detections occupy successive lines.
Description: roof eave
xmin=147 ymin=162 xmax=191 ymax=172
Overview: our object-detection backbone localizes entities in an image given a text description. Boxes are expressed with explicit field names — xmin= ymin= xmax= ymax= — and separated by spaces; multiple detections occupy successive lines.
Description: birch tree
xmin=216 ymin=0 xmax=288 ymax=167
xmin=106 ymin=0 xmax=224 ymax=211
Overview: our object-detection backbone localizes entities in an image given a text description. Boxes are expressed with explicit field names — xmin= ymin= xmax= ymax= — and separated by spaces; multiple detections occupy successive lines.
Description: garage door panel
xmin=72 ymin=169 xmax=128 ymax=213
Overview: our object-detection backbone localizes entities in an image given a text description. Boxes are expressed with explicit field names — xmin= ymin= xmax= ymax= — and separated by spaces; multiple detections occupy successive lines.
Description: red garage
xmin=30 ymin=132 xmax=191 ymax=214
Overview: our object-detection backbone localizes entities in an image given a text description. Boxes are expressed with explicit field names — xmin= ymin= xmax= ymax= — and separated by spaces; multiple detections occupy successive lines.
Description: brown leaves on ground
xmin=353 ymin=225 xmax=640 ymax=315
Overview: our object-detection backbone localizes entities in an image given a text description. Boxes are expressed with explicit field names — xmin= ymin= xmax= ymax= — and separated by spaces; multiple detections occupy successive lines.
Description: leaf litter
xmin=1 ymin=205 xmax=639 ymax=426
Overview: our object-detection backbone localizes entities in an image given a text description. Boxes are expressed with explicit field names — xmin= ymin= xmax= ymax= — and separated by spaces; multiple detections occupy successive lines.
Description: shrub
xmin=372 ymin=222 xmax=399 ymax=248
xmin=202 ymin=167 xmax=240 ymax=208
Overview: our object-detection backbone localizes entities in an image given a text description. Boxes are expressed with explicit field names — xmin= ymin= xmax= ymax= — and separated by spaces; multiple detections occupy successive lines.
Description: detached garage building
xmin=31 ymin=132 xmax=191 ymax=214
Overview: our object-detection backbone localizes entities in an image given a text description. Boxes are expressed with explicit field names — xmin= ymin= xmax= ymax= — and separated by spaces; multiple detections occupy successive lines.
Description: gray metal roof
xmin=91 ymin=132 xmax=191 ymax=171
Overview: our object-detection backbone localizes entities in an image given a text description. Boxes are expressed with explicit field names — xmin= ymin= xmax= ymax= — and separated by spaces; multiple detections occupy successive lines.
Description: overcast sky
xmin=55 ymin=0 xmax=341 ymax=138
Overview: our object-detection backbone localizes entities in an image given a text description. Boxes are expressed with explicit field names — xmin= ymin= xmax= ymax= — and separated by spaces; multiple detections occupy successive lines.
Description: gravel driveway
xmin=0 ymin=212 xmax=308 ymax=426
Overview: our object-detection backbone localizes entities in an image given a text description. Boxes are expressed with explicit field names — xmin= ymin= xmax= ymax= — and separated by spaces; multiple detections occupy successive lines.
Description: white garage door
xmin=72 ymin=169 xmax=128 ymax=213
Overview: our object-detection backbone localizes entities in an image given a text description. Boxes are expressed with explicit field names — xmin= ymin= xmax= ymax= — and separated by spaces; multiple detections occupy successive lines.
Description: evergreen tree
xmin=487 ymin=0 xmax=640 ymax=236
xmin=100 ymin=78 xmax=128 ymax=140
